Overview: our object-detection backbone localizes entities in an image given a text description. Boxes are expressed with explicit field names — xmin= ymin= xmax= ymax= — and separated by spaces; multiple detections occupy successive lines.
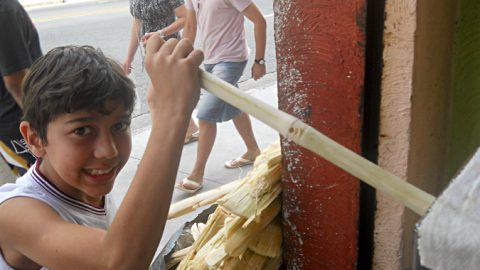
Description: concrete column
xmin=274 ymin=0 xmax=366 ymax=268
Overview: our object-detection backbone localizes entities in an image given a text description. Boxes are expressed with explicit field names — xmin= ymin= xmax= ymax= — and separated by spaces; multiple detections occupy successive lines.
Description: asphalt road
xmin=29 ymin=0 xmax=277 ymax=116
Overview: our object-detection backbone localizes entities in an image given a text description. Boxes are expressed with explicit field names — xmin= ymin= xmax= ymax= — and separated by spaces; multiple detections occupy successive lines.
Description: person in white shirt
xmin=177 ymin=0 xmax=267 ymax=193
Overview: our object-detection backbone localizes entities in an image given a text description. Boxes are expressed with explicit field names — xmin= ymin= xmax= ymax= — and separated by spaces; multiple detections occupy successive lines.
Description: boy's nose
xmin=94 ymin=132 xmax=119 ymax=159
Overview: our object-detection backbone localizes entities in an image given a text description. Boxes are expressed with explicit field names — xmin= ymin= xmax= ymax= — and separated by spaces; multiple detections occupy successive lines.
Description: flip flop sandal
xmin=184 ymin=131 xmax=199 ymax=145
xmin=175 ymin=177 xmax=203 ymax=194
xmin=224 ymin=157 xmax=255 ymax=169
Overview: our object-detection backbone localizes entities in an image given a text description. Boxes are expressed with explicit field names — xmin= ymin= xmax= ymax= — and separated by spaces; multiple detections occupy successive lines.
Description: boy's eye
xmin=114 ymin=121 xmax=130 ymax=131
xmin=73 ymin=126 xmax=92 ymax=136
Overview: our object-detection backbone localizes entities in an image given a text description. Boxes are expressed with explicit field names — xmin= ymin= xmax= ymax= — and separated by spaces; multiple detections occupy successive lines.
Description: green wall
xmin=447 ymin=0 xmax=480 ymax=179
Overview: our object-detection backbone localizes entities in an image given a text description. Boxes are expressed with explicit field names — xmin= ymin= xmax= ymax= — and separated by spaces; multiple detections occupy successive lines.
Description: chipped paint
xmin=275 ymin=0 xmax=366 ymax=268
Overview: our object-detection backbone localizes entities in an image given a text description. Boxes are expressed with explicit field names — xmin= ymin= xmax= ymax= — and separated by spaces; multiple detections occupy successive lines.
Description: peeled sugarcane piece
xmin=177 ymin=207 xmax=228 ymax=270
xmin=191 ymin=206 xmax=228 ymax=250
xmin=417 ymin=148 xmax=480 ymax=270
xmin=179 ymin=228 xmax=225 ymax=270
xmin=224 ymin=214 xmax=247 ymax=240
xmin=247 ymin=220 xmax=282 ymax=258
xmin=168 ymin=180 xmax=240 ymax=219
xmin=190 ymin=228 xmax=226 ymax=269
xmin=218 ymin=163 xmax=282 ymax=219
xmin=266 ymin=154 xmax=282 ymax=169
xmin=251 ymin=143 xmax=282 ymax=169
xmin=262 ymin=255 xmax=282 ymax=270
xmin=243 ymin=183 xmax=282 ymax=227
xmin=165 ymin=247 xmax=192 ymax=269
xmin=222 ymin=249 xmax=268 ymax=270
xmin=250 ymin=163 xmax=282 ymax=188
xmin=224 ymin=199 xmax=282 ymax=257
xmin=203 ymin=242 xmax=228 ymax=268
xmin=191 ymin=222 xmax=207 ymax=241
xmin=200 ymin=69 xmax=435 ymax=216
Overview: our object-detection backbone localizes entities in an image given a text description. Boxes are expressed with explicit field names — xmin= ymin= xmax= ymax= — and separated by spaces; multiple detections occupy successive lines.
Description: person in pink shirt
xmin=177 ymin=0 xmax=267 ymax=193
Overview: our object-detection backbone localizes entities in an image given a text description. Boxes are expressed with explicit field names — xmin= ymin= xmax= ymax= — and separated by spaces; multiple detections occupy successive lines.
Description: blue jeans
xmin=197 ymin=61 xmax=247 ymax=123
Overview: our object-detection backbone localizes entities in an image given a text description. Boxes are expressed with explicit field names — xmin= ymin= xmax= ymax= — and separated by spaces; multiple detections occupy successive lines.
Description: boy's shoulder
xmin=0 ymin=169 xmax=39 ymax=206
xmin=0 ymin=167 xmax=115 ymax=229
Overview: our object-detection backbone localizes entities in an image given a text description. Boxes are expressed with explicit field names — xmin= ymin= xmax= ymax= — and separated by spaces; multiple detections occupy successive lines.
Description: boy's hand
xmin=144 ymin=35 xmax=203 ymax=118
xmin=141 ymin=32 xmax=157 ymax=46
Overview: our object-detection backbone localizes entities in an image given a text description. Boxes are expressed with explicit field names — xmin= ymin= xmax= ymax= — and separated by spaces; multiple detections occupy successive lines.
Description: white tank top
xmin=0 ymin=162 xmax=117 ymax=269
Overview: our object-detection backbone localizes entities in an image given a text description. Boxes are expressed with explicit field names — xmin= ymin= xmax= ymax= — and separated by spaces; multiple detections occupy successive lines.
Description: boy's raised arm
xmin=103 ymin=36 xmax=204 ymax=269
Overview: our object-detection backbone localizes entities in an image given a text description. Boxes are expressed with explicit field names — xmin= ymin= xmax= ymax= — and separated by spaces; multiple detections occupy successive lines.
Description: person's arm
xmin=2 ymin=69 xmax=28 ymax=108
xmin=123 ymin=17 xmax=141 ymax=74
xmin=242 ymin=3 xmax=266 ymax=80
xmin=0 ymin=9 xmax=35 ymax=106
xmin=0 ymin=37 xmax=203 ymax=270
xmin=182 ymin=8 xmax=197 ymax=43
xmin=142 ymin=5 xmax=187 ymax=44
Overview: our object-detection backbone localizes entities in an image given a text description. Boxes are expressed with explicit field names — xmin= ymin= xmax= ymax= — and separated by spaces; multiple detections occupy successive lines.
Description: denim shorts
xmin=197 ymin=61 xmax=247 ymax=123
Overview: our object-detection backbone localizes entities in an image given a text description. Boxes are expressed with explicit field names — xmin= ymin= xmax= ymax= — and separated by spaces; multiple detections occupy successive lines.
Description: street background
xmin=26 ymin=0 xmax=280 ymax=259
xmin=28 ymin=0 xmax=277 ymax=117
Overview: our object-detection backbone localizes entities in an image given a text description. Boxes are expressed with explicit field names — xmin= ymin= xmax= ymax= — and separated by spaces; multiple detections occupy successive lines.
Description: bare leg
xmin=183 ymin=120 xmax=216 ymax=188
xmin=184 ymin=118 xmax=199 ymax=143
xmin=232 ymin=112 xmax=261 ymax=160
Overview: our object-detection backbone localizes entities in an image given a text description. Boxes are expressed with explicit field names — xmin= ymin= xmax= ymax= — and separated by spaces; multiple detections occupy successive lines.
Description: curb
xmin=20 ymin=0 xmax=63 ymax=8
xmin=20 ymin=0 xmax=99 ymax=9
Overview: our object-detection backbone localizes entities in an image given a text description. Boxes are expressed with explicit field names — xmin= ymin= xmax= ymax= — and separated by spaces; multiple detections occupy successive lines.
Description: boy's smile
xmin=30 ymin=101 xmax=132 ymax=207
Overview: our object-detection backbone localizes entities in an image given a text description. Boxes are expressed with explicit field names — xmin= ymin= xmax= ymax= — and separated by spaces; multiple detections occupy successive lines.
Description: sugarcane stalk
xmin=200 ymin=69 xmax=436 ymax=216
xmin=165 ymin=247 xmax=192 ymax=269
xmin=168 ymin=180 xmax=240 ymax=219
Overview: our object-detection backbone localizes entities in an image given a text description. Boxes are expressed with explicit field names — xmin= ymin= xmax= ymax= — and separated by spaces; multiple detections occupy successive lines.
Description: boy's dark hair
xmin=22 ymin=45 xmax=136 ymax=142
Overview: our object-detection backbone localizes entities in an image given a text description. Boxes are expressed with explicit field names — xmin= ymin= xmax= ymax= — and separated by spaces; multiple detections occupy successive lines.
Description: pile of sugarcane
xmin=173 ymin=143 xmax=283 ymax=270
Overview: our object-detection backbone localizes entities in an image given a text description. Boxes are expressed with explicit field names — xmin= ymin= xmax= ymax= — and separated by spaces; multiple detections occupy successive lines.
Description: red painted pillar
xmin=274 ymin=0 xmax=366 ymax=269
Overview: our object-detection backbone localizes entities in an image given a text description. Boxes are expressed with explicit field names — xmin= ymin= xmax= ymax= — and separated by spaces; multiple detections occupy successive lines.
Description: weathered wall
xmin=372 ymin=1 xmax=416 ymax=269
xmin=274 ymin=0 xmax=366 ymax=268
xmin=373 ymin=0 xmax=458 ymax=268
xmin=446 ymin=0 xmax=480 ymax=180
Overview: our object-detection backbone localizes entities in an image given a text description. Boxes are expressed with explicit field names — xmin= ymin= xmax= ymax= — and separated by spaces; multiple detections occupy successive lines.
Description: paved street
xmin=28 ymin=0 xmax=277 ymax=116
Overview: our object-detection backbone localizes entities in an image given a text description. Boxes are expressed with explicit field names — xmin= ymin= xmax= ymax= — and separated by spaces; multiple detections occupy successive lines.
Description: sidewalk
xmin=110 ymin=72 xmax=279 ymax=253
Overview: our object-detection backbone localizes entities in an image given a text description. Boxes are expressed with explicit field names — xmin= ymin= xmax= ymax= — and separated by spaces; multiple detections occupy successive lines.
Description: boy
xmin=0 ymin=36 xmax=203 ymax=269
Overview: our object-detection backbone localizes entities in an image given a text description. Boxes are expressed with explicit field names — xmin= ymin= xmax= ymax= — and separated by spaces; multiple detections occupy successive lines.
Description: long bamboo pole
xmin=200 ymin=69 xmax=436 ymax=216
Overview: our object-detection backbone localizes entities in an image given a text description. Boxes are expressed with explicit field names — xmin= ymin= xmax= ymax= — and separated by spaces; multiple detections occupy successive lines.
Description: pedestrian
xmin=0 ymin=39 xmax=203 ymax=269
xmin=124 ymin=0 xmax=199 ymax=144
xmin=0 ymin=0 xmax=41 ymax=177
xmin=177 ymin=0 xmax=267 ymax=193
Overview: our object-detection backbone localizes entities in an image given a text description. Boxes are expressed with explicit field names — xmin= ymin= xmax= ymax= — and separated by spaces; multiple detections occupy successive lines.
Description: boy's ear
xmin=19 ymin=121 xmax=46 ymax=158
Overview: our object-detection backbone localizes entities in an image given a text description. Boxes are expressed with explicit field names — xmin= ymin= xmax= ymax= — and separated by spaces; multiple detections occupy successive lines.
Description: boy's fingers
xmin=145 ymin=34 xmax=164 ymax=56
xmin=159 ymin=38 xmax=178 ymax=56
xmin=187 ymin=49 xmax=204 ymax=67
xmin=172 ymin=39 xmax=194 ymax=58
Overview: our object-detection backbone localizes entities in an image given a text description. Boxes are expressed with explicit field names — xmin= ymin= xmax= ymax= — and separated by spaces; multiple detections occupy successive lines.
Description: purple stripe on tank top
xmin=31 ymin=162 xmax=106 ymax=215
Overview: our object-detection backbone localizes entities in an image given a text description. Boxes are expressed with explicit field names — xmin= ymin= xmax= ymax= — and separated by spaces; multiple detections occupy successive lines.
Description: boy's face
xmin=30 ymin=100 xmax=132 ymax=206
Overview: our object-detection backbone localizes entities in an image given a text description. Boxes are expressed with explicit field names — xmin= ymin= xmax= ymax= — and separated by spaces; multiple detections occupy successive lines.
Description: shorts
xmin=197 ymin=61 xmax=247 ymax=123
xmin=0 ymin=134 xmax=36 ymax=177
